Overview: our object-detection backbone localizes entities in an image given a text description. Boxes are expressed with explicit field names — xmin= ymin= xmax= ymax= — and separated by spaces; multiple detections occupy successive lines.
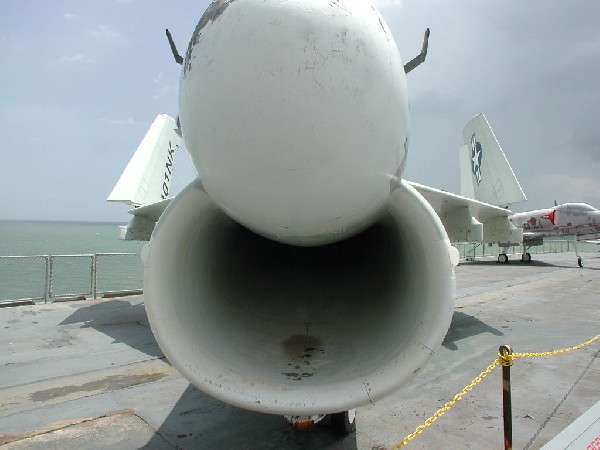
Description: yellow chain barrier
xmin=389 ymin=358 xmax=500 ymax=449
xmin=511 ymin=333 xmax=600 ymax=363
xmin=391 ymin=332 xmax=600 ymax=449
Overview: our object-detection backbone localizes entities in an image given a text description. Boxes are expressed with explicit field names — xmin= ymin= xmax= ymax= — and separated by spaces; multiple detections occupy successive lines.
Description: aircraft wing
xmin=409 ymin=181 xmax=522 ymax=244
xmin=129 ymin=198 xmax=172 ymax=221
xmin=410 ymin=182 xmax=511 ymax=220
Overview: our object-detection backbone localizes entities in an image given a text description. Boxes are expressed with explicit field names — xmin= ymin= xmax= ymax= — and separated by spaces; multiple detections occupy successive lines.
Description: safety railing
xmin=453 ymin=239 xmax=592 ymax=261
xmin=1 ymin=242 xmax=593 ymax=304
xmin=0 ymin=253 xmax=142 ymax=304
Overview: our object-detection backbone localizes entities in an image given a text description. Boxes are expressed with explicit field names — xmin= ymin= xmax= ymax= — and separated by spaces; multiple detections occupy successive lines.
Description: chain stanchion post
xmin=499 ymin=345 xmax=513 ymax=450
xmin=391 ymin=334 xmax=599 ymax=449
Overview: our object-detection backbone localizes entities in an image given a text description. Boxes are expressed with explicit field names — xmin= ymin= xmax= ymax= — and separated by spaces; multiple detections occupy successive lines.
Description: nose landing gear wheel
xmin=498 ymin=253 xmax=508 ymax=263
xmin=578 ymin=257 xmax=584 ymax=268
xmin=521 ymin=252 xmax=531 ymax=263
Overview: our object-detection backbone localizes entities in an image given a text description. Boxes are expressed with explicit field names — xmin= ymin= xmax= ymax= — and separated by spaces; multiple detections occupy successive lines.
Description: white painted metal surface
xmin=541 ymin=400 xmax=600 ymax=450
xmin=459 ymin=113 xmax=526 ymax=209
xmin=178 ymin=0 xmax=409 ymax=245
xmin=510 ymin=203 xmax=600 ymax=239
xmin=144 ymin=179 xmax=455 ymax=415
xmin=108 ymin=114 xmax=182 ymax=207
xmin=105 ymin=0 xmax=548 ymax=419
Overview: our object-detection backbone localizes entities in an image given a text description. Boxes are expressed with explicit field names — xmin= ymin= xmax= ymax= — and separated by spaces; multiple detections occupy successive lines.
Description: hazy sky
xmin=1 ymin=0 xmax=599 ymax=222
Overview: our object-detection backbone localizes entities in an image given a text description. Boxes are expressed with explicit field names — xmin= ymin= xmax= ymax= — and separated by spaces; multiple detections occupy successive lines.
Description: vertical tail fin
xmin=459 ymin=113 xmax=526 ymax=208
xmin=108 ymin=114 xmax=182 ymax=207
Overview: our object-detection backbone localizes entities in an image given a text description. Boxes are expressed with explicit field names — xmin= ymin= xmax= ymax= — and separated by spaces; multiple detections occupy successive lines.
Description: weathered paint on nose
xmin=178 ymin=0 xmax=409 ymax=245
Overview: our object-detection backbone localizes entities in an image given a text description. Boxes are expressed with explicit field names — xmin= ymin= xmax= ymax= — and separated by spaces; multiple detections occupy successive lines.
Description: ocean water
xmin=0 ymin=221 xmax=145 ymax=302
xmin=1 ymin=221 xmax=597 ymax=302
xmin=0 ymin=221 xmax=144 ymax=256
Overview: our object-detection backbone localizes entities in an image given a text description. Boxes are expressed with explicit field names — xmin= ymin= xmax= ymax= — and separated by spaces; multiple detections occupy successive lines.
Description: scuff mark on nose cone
xmin=184 ymin=0 xmax=238 ymax=76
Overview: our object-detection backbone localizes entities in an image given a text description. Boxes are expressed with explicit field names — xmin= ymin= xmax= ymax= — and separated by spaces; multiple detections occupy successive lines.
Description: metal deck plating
xmin=1 ymin=252 xmax=599 ymax=449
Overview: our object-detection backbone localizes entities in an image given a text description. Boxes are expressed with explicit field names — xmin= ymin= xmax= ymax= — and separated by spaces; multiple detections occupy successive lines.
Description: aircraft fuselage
xmin=510 ymin=203 xmax=600 ymax=239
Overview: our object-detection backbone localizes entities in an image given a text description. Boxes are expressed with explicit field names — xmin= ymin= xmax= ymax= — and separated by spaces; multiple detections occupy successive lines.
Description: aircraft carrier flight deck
xmin=1 ymin=252 xmax=599 ymax=449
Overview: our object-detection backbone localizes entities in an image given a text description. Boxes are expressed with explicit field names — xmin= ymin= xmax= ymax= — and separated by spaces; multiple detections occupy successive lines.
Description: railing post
xmin=44 ymin=255 xmax=50 ymax=303
xmin=92 ymin=254 xmax=97 ymax=299
xmin=48 ymin=255 xmax=54 ymax=302
xmin=499 ymin=345 xmax=513 ymax=450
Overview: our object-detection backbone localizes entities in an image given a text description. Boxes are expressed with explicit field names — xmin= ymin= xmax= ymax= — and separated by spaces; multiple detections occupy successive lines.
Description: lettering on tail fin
xmin=160 ymin=141 xmax=176 ymax=200
xmin=470 ymin=134 xmax=483 ymax=185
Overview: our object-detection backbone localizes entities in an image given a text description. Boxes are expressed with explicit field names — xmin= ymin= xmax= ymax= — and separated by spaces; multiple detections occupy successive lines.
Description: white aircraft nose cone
xmin=178 ymin=0 xmax=410 ymax=245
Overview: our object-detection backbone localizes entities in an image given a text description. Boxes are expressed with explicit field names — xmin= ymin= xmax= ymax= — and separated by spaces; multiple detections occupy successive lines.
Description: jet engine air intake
xmin=143 ymin=179 xmax=455 ymax=415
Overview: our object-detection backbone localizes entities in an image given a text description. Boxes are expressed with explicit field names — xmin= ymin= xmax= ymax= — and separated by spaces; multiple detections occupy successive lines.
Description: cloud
xmin=153 ymin=72 xmax=164 ymax=84
xmin=151 ymin=71 xmax=177 ymax=100
xmin=88 ymin=25 xmax=120 ymax=42
xmin=411 ymin=90 xmax=469 ymax=117
xmin=533 ymin=174 xmax=600 ymax=206
xmin=0 ymin=35 xmax=25 ymax=52
xmin=64 ymin=12 xmax=76 ymax=20
xmin=59 ymin=53 xmax=95 ymax=64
